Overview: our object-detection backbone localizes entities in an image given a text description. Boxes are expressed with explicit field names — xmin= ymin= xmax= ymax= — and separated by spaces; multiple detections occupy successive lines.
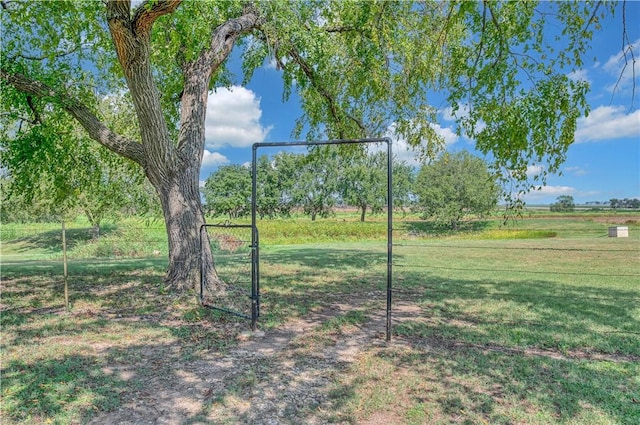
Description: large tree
xmin=550 ymin=195 xmax=576 ymax=212
xmin=292 ymin=149 xmax=341 ymax=221
xmin=416 ymin=151 xmax=501 ymax=229
xmin=1 ymin=0 xmax=626 ymax=291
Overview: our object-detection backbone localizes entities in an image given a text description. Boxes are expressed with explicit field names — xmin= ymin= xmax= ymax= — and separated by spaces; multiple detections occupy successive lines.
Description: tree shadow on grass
xmin=256 ymin=247 xmax=395 ymax=327
xmin=2 ymin=247 xmax=639 ymax=424
xmin=1 ymin=354 xmax=126 ymax=423
xmin=0 ymin=248 xmax=382 ymax=423
xmin=5 ymin=224 xmax=118 ymax=254
xmin=366 ymin=342 xmax=639 ymax=424
xmin=250 ymin=249 xmax=640 ymax=423
xmin=392 ymin=269 xmax=640 ymax=356
xmin=0 ymin=258 xmax=168 ymax=341
xmin=1 ymin=260 xmax=240 ymax=424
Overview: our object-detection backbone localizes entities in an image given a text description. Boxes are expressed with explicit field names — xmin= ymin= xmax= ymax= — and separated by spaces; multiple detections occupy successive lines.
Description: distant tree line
xmin=2 ymin=138 xmax=501 ymax=232
xmin=609 ymin=198 xmax=640 ymax=209
xmin=203 ymin=149 xmax=501 ymax=229
xmin=202 ymin=150 xmax=415 ymax=222
xmin=557 ymin=197 xmax=640 ymax=211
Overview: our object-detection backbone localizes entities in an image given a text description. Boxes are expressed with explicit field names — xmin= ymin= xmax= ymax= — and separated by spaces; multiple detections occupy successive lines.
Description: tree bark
xmin=156 ymin=171 xmax=219 ymax=292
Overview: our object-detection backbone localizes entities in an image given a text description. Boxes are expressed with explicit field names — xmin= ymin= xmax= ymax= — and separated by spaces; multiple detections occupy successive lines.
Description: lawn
xmin=1 ymin=212 xmax=639 ymax=424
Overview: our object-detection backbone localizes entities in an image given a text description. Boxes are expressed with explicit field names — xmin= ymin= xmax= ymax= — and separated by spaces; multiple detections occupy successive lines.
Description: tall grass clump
xmin=470 ymin=229 xmax=557 ymax=240
xmin=257 ymin=218 xmax=388 ymax=245
xmin=69 ymin=223 xmax=167 ymax=259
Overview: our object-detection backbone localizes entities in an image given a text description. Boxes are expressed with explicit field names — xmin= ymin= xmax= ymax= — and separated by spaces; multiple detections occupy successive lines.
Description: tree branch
xmin=1 ymin=69 xmax=146 ymax=164
xmin=25 ymin=95 xmax=41 ymax=124
xmin=486 ymin=2 xmax=505 ymax=68
xmin=106 ymin=0 xmax=136 ymax=73
xmin=582 ymin=0 xmax=603 ymax=35
xmin=132 ymin=0 xmax=182 ymax=36
xmin=9 ymin=45 xmax=83 ymax=62
xmin=106 ymin=0 xmax=182 ymax=70
xmin=177 ymin=7 xmax=262 ymax=154
xmin=612 ymin=0 xmax=636 ymax=108
xmin=201 ymin=6 xmax=262 ymax=76
xmin=106 ymin=0 xmax=175 ymax=172
xmin=287 ymin=47 xmax=367 ymax=139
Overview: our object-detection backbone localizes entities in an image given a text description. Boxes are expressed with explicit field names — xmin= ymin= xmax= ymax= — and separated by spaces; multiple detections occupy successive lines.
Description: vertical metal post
xmin=199 ymin=225 xmax=205 ymax=304
xmin=251 ymin=145 xmax=258 ymax=331
xmin=254 ymin=229 xmax=260 ymax=318
xmin=386 ymin=138 xmax=393 ymax=342
xmin=62 ymin=221 xmax=69 ymax=313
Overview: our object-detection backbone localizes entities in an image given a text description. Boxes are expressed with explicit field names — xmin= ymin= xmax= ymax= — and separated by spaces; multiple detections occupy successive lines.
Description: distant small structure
xmin=608 ymin=226 xmax=629 ymax=238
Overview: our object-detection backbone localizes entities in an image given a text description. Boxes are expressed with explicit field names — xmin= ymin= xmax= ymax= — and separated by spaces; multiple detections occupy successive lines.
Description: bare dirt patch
xmin=90 ymin=297 xmax=638 ymax=425
xmin=590 ymin=215 xmax=639 ymax=225
xmin=84 ymin=299 xmax=431 ymax=425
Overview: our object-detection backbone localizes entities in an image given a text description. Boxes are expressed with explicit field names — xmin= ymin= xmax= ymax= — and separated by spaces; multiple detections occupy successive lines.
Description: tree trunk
xmin=155 ymin=169 xmax=220 ymax=293
xmin=360 ymin=203 xmax=367 ymax=222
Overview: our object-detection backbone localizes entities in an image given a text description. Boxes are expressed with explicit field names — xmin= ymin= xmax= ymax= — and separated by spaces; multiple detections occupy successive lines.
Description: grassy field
xmin=1 ymin=212 xmax=639 ymax=424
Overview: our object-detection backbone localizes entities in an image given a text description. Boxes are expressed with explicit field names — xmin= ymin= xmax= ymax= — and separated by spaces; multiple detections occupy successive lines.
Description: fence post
xmin=62 ymin=221 xmax=69 ymax=312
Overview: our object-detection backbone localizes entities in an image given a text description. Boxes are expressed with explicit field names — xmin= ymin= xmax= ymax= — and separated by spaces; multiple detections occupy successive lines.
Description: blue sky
xmin=199 ymin=3 xmax=640 ymax=206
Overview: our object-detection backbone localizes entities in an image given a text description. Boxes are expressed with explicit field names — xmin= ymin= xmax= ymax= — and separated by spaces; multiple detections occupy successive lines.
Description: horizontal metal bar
xmin=201 ymin=224 xmax=254 ymax=229
xmin=253 ymin=137 xmax=390 ymax=149
xmin=201 ymin=303 xmax=252 ymax=320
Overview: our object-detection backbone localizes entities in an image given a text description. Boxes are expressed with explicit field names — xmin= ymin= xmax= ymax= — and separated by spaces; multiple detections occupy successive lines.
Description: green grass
xmin=1 ymin=212 xmax=639 ymax=424
xmin=0 ymin=257 xmax=243 ymax=424
xmin=1 ymin=217 xmax=167 ymax=261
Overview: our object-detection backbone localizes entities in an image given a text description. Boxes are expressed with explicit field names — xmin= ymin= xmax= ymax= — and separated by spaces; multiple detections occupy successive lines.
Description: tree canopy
xmin=415 ymin=151 xmax=500 ymax=229
xmin=0 ymin=94 xmax=158 ymax=228
xmin=0 ymin=0 xmax=626 ymax=290
xmin=202 ymin=164 xmax=252 ymax=219
xmin=550 ymin=195 xmax=576 ymax=212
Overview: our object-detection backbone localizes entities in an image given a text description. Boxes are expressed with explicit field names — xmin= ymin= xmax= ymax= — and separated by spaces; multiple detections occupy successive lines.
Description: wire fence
xmin=2 ymin=223 xmax=639 ymax=338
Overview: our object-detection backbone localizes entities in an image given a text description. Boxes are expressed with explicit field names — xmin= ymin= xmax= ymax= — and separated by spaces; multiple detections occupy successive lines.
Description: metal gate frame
xmin=251 ymin=137 xmax=393 ymax=341
xmin=199 ymin=223 xmax=259 ymax=329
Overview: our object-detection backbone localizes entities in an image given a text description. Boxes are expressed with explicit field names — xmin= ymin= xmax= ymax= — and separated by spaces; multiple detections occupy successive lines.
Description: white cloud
xmin=575 ymin=105 xmax=640 ymax=143
xmin=568 ymin=68 xmax=590 ymax=85
xmin=431 ymin=123 xmax=459 ymax=146
xmin=201 ymin=150 xmax=229 ymax=166
xmin=441 ymin=104 xmax=469 ymax=122
xmin=602 ymin=38 xmax=640 ymax=94
xmin=205 ymin=86 xmax=272 ymax=149
xmin=368 ymin=128 xmax=417 ymax=166
xmin=564 ymin=166 xmax=588 ymax=176
xmin=526 ymin=164 xmax=545 ymax=178
xmin=521 ymin=185 xmax=576 ymax=202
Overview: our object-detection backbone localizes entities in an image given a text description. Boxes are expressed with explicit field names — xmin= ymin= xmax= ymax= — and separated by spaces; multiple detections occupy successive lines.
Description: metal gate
xmin=199 ymin=223 xmax=259 ymax=329
xmin=200 ymin=138 xmax=392 ymax=339
xmin=252 ymin=137 xmax=393 ymax=340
